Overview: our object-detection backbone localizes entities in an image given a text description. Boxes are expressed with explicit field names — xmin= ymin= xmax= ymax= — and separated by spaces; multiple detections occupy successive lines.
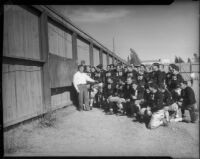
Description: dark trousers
xmin=77 ymin=84 xmax=89 ymax=111
xmin=130 ymin=100 xmax=140 ymax=116
xmin=108 ymin=102 xmax=118 ymax=113
xmin=95 ymin=92 xmax=103 ymax=108
xmin=182 ymin=104 xmax=197 ymax=122
xmin=124 ymin=102 xmax=131 ymax=115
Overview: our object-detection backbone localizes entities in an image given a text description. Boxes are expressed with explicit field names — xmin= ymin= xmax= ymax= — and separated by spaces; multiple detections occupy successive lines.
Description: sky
xmin=50 ymin=1 xmax=199 ymax=62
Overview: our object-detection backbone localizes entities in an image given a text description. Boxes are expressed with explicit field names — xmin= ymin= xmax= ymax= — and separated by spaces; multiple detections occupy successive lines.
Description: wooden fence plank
xmin=25 ymin=66 xmax=33 ymax=115
xmin=8 ymin=65 xmax=17 ymax=121
xmin=99 ymin=49 xmax=103 ymax=65
xmin=40 ymin=11 xmax=51 ymax=113
xmin=72 ymin=32 xmax=78 ymax=63
xmin=2 ymin=64 xmax=9 ymax=124
xmin=106 ymin=53 xmax=109 ymax=65
xmin=4 ymin=5 xmax=40 ymax=60
xmin=38 ymin=68 xmax=44 ymax=114
xmin=3 ymin=6 xmax=9 ymax=56
xmin=34 ymin=66 xmax=42 ymax=115
xmin=89 ymin=43 xmax=94 ymax=66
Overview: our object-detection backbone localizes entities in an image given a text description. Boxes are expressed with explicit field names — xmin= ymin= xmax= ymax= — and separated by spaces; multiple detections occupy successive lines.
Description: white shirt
xmin=73 ymin=71 xmax=95 ymax=92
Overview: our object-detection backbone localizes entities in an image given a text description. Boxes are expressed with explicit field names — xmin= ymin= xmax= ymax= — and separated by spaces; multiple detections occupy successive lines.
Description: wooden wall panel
xmin=2 ymin=64 xmax=17 ymax=124
xmin=192 ymin=63 xmax=199 ymax=73
xmin=102 ymin=53 xmax=107 ymax=69
xmin=48 ymin=22 xmax=73 ymax=58
xmin=49 ymin=54 xmax=77 ymax=88
xmin=93 ymin=47 xmax=100 ymax=67
xmin=25 ymin=66 xmax=34 ymax=115
xmin=77 ymin=39 xmax=90 ymax=65
xmin=109 ymin=56 xmax=112 ymax=65
xmin=2 ymin=64 xmax=43 ymax=127
xmin=3 ymin=5 xmax=40 ymax=60
xmin=179 ymin=63 xmax=190 ymax=72
xmin=51 ymin=92 xmax=72 ymax=110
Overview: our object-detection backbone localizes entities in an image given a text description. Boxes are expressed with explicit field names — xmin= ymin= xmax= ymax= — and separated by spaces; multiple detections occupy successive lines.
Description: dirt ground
xmin=4 ymin=105 xmax=199 ymax=158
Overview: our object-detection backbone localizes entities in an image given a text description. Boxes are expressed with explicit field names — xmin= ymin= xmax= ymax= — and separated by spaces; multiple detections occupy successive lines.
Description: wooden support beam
xmin=99 ymin=49 xmax=103 ymax=65
xmin=0 ymin=5 xmax=4 ymax=153
xmin=20 ymin=5 xmax=41 ymax=16
xmin=106 ymin=53 xmax=109 ymax=65
xmin=40 ymin=11 xmax=51 ymax=113
xmin=89 ymin=43 xmax=94 ymax=66
xmin=3 ymin=55 xmax=45 ymax=66
xmin=112 ymin=56 xmax=115 ymax=64
xmin=72 ymin=32 xmax=78 ymax=64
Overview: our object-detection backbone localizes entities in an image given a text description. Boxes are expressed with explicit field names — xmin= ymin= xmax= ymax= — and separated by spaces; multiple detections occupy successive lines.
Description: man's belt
xmin=78 ymin=84 xmax=87 ymax=86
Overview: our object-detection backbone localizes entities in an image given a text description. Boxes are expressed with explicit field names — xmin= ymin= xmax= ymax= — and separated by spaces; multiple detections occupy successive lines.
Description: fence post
xmin=40 ymin=11 xmax=51 ymax=113
xmin=72 ymin=32 xmax=78 ymax=64
xmin=106 ymin=53 xmax=109 ymax=65
xmin=112 ymin=56 xmax=115 ymax=64
xmin=99 ymin=49 xmax=103 ymax=65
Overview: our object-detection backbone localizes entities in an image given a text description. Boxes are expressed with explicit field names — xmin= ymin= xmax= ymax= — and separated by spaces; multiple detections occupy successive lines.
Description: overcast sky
xmin=50 ymin=1 xmax=199 ymax=62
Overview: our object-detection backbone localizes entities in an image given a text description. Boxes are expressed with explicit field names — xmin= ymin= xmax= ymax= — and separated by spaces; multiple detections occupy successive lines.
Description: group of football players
xmin=81 ymin=62 xmax=197 ymax=129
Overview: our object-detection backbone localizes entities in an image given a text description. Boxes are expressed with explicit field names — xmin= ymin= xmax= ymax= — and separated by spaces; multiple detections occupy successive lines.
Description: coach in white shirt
xmin=73 ymin=65 xmax=96 ymax=111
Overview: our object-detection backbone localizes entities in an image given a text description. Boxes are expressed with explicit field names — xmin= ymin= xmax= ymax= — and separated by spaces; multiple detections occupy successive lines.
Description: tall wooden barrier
xmin=2 ymin=5 xmax=127 ymax=127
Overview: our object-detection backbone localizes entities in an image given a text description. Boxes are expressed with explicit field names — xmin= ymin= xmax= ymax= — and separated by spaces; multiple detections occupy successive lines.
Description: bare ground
xmin=4 ymin=105 xmax=199 ymax=158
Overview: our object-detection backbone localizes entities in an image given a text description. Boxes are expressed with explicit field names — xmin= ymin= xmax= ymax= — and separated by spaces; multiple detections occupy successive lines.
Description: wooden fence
xmin=2 ymin=5 xmax=128 ymax=128
xmin=163 ymin=62 xmax=199 ymax=81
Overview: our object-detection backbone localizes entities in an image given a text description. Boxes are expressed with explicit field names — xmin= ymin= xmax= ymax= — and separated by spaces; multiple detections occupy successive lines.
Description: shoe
xmin=182 ymin=118 xmax=190 ymax=123
xmin=182 ymin=114 xmax=186 ymax=118
xmin=162 ymin=118 xmax=169 ymax=127
xmin=107 ymin=112 xmax=113 ymax=115
xmin=132 ymin=117 xmax=137 ymax=122
xmin=191 ymin=120 xmax=197 ymax=123
xmin=85 ymin=107 xmax=90 ymax=111
xmin=119 ymin=113 xmax=125 ymax=116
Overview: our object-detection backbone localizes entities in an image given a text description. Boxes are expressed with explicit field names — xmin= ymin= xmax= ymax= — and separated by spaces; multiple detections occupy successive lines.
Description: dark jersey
xmin=101 ymin=69 xmax=106 ymax=83
xmin=162 ymin=89 xmax=173 ymax=106
xmin=169 ymin=73 xmax=184 ymax=91
xmin=144 ymin=72 xmax=151 ymax=83
xmin=165 ymin=72 xmax=172 ymax=89
xmin=130 ymin=86 xmax=145 ymax=101
xmin=181 ymin=87 xmax=196 ymax=105
xmin=160 ymin=71 xmax=166 ymax=84
xmin=90 ymin=72 xmax=96 ymax=80
xmin=111 ymin=69 xmax=117 ymax=83
xmin=103 ymin=83 xmax=115 ymax=98
xmin=115 ymin=70 xmax=125 ymax=83
xmin=126 ymin=71 xmax=134 ymax=79
xmin=149 ymin=90 xmax=164 ymax=112
xmin=151 ymin=70 xmax=163 ymax=86
xmin=137 ymin=72 xmax=146 ymax=87
xmin=94 ymin=71 xmax=102 ymax=82
xmin=105 ymin=70 xmax=112 ymax=83
xmin=171 ymin=89 xmax=181 ymax=102
xmin=85 ymin=71 xmax=92 ymax=78
xmin=132 ymin=69 xmax=138 ymax=81
xmin=123 ymin=84 xmax=132 ymax=99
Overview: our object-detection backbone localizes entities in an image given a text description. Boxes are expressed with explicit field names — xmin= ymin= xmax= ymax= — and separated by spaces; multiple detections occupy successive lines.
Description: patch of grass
xmin=4 ymin=124 xmax=33 ymax=154
xmin=38 ymin=111 xmax=57 ymax=128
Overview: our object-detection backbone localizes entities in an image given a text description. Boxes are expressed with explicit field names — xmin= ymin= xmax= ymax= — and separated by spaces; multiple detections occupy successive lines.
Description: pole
xmin=113 ymin=37 xmax=115 ymax=53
